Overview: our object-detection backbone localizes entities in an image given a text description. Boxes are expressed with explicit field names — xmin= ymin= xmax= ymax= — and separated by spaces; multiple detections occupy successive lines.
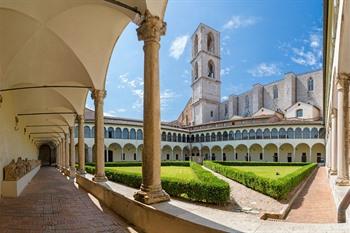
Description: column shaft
xmin=134 ymin=11 xmax=169 ymax=204
xmin=331 ymin=112 xmax=338 ymax=174
xmin=78 ymin=115 xmax=86 ymax=174
xmin=69 ymin=126 xmax=76 ymax=177
xmin=65 ymin=134 xmax=69 ymax=169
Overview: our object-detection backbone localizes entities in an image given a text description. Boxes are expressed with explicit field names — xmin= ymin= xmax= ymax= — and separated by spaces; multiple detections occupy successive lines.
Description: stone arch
xmin=191 ymin=146 xmax=200 ymax=157
xmin=279 ymin=143 xmax=294 ymax=162
xmin=207 ymin=32 xmax=214 ymax=52
xmin=173 ymin=145 xmax=182 ymax=160
xmin=194 ymin=34 xmax=199 ymax=55
xmin=84 ymin=126 xmax=91 ymax=138
xmin=264 ymin=143 xmax=278 ymax=162
xmin=223 ymin=145 xmax=234 ymax=161
xmin=137 ymin=144 xmax=143 ymax=161
xmin=123 ymin=143 xmax=136 ymax=161
xmin=201 ymin=146 xmax=210 ymax=160
xmin=208 ymin=60 xmax=215 ymax=78
xmin=295 ymin=143 xmax=310 ymax=162
xmin=92 ymin=144 xmax=107 ymax=163
xmin=311 ymin=143 xmax=325 ymax=163
xmin=109 ymin=143 xmax=122 ymax=161
xmin=235 ymin=144 xmax=248 ymax=161
xmin=183 ymin=146 xmax=190 ymax=161
xmin=211 ymin=145 xmax=222 ymax=161
xmin=162 ymin=145 xmax=173 ymax=161
xmin=249 ymin=144 xmax=262 ymax=161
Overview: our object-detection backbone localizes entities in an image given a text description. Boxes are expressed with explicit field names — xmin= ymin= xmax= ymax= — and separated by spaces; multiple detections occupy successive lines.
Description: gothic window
xmin=273 ymin=85 xmax=278 ymax=99
xmin=130 ymin=129 xmax=136 ymax=139
xmin=229 ymin=131 xmax=234 ymax=140
xmin=235 ymin=130 xmax=242 ymax=140
xmin=210 ymin=110 xmax=214 ymax=118
xmin=242 ymin=130 xmax=248 ymax=140
xmin=271 ymin=128 xmax=278 ymax=139
xmin=194 ymin=62 xmax=198 ymax=80
xmin=308 ymin=77 xmax=314 ymax=91
xmin=173 ymin=133 xmax=177 ymax=142
xmin=256 ymin=129 xmax=263 ymax=139
xmin=182 ymin=134 xmax=186 ymax=142
xmin=279 ymin=128 xmax=286 ymax=139
xmin=217 ymin=132 xmax=222 ymax=141
xmin=263 ymin=129 xmax=271 ymax=139
xmin=295 ymin=128 xmax=302 ymax=138
xmin=137 ymin=129 xmax=143 ymax=140
xmin=115 ymin=128 xmax=122 ymax=139
xmin=207 ymin=32 xmax=214 ymax=53
xmin=311 ymin=127 xmax=319 ymax=138
xmin=195 ymin=134 xmax=200 ymax=142
xmin=249 ymin=129 xmax=256 ymax=139
xmin=208 ymin=60 xmax=215 ymax=78
xmin=122 ymin=128 xmax=129 ymax=139
xmin=287 ymin=128 xmax=294 ymax=139
xmin=223 ymin=131 xmax=228 ymax=141
xmin=177 ymin=133 xmax=181 ymax=142
xmin=200 ymin=134 xmax=205 ymax=142
xmin=206 ymin=133 xmax=210 ymax=142
xmin=303 ymin=128 xmax=311 ymax=139
xmin=296 ymin=109 xmax=303 ymax=117
xmin=211 ymin=132 xmax=216 ymax=141
xmin=194 ymin=34 xmax=198 ymax=56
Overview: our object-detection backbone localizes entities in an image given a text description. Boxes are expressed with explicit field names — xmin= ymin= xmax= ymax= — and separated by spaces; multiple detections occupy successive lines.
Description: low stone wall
xmin=76 ymin=175 xmax=226 ymax=233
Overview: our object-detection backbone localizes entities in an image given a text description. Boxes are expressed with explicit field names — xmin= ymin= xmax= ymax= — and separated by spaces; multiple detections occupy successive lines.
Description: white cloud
xmin=248 ymin=63 xmax=281 ymax=77
xmin=220 ymin=67 xmax=230 ymax=76
xmin=169 ymin=35 xmax=189 ymax=59
xmin=221 ymin=96 xmax=229 ymax=101
xmin=223 ymin=16 xmax=258 ymax=30
xmin=160 ymin=89 xmax=178 ymax=109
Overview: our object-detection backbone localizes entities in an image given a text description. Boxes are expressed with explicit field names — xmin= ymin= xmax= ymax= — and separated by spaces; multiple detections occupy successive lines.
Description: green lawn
xmin=228 ymin=166 xmax=301 ymax=179
xmin=107 ymin=166 xmax=199 ymax=181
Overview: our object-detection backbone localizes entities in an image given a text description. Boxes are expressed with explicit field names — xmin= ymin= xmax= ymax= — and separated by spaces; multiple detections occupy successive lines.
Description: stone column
xmin=69 ymin=126 xmax=76 ymax=177
xmin=92 ymin=89 xmax=107 ymax=182
xmin=134 ymin=10 xmax=170 ymax=204
xmin=330 ymin=110 xmax=338 ymax=174
xmin=77 ymin=115 xmax=86 ymax=174
xmin=56 ymin=142 xmax=60 ymax=168
xmin=336 ymin=76 xmax=350 ymax=185
xmin=60 ymin=140 xmax=64 ymax=170
xmin=65 ymin=133 xmax=70 ymax=169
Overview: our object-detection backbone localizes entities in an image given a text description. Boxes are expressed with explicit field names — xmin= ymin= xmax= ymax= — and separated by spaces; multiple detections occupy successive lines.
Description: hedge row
xmin=204 ymin=161 xmax=317 ymax=200
xmin=85 ymin=162 xmax=229 ymax=204
xmin=85 ymin=161 xmax=190 ymax=167
xmin=214 ymin=161 xmax=311 ymax=167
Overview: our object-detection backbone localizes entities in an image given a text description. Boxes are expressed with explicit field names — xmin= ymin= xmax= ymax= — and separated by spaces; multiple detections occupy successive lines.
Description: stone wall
xmin=0 ymin=93 xmax=38 ymax=196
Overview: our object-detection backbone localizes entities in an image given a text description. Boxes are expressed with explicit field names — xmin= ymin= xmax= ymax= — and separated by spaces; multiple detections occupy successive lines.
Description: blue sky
xmin=86 ymin=0 xmax=323 ymax=121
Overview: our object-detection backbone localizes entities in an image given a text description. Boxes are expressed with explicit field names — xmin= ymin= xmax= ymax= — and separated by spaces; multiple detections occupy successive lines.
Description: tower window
xmin=210 ymin=111 xmax=214 ymax=117
xmin=225 ymin=104 xmax=228 ymax=116
xmin=273 ymin=85 xmax=278 ymax=99
xmin=308 ymin=77 xmax=314 ymax=91
xmin=207 ymin=32 xmax=214 ymax=53
xmin=296 ymin=109 xmax=303 ymax=117
xmin=194 ymin=34 xmax=198 ymax=56
xmin=194 ymin=62 xmax=198 ymax=80
xmin=208 ymin=61 xmax=214 ymax=78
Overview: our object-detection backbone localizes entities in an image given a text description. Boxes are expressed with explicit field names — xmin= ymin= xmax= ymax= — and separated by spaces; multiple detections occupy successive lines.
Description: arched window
xmin=191 ymin=135 xmax=194 ymax=143
xmin=178 ymin=133 xmax=182 ymax=142
xmin=273 ymin=85 xmax=278 ymax=99
xmin=187 ymin=135 xmax=190 ymax=143
xmin=263 ymin=129 xmax=271 ymax=139
xmin=303 ymin=128 xmax=311 ymax=139
xmin=200 ymin=134 xmax=205 ymax=142
xmin=122 ymin=128 xmax=129 ymax=139
xmin=195 ymin=134 xmax=200 ymax=142
xmin=108 ymin=127 xmax=114 ymax=138
xmin=173 ymin=133 xmax=177 ymax=142
xmin=194 ymin=62 xmax=198 ymax=80
xmin=217 ymin=132 xmax=222 ymax=141
xmin=308 ymin=77 xmax=314 ymax=91
xmin=137 ymin=129 xmax=143 ymax=140
xmin=161 ymin=132 xmax=166 ymax=141
xmin=287 ymin=128 xmax=294 ymax=139
xmin=74 ymin=127 xmax=78 ymax=138
xmin=211 ymin=133 xmax=216 ymax=142
xmin=84 ymin=126 xmax=91 ymax=138
xmin=104 ymin=127 xmax=107 ymax=138
xmin=207 ymin=32 xmax=214 ymax=52
xmin=92 ymin=126 xmax=95 ymax=138
xmin=235 ymin=130 xmax=242 ymax=140
xmin=296 ymin=109 xmax=303 ymax=117
xmin=311 ymin=128 xmax=318 ymax=138
xmin=256 ymin=129 xmax=263 ymax=139
xmin=229 ymin=131 xmax=234 ymax=140
xmin=223 ymin=131 xmax=228 ymax=141
xmin=242 ymin=130 xmax=248 ymax=140
xmin=206 ymin=133 xmax=210 ymax=142
xmin=115 ymin=128 xmax=122 ymax=139
xmin=319 ymin=128 xmax=325 ymax=139
xmin=194 ymin=34 xmax=198 ymax=55
xmin=271 ymin=128 xmax=278 ymax=139
xmin=279 ymin=128 xmax=286 ymax=139
xmin=167 ymin=132 xmax=172 ymax=142
xmin=182 ymin=134 xmax=186 ymax=142
xmin=295 ymin=128 xmax=302 ymax=138
xmin=208 ymin=60 xmax=215 ymax=78
xmin=249 ymin=129 xmax=256 ymax=139
xmin=130 ymin=129 xmax=136 ymax=139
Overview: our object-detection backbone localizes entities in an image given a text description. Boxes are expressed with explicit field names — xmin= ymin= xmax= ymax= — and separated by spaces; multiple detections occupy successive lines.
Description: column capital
xmin=91 ymin=89 xmax=106 ymax=102
xmin=77 ymin=114 xmax=84 ymax=123
xmin=137 ymin=10 xmax=166 ymax=43
xmin=336 ymin=73 xmax=350 ymax=90
xmin=331 ymin=108 xmax=337 ymax=117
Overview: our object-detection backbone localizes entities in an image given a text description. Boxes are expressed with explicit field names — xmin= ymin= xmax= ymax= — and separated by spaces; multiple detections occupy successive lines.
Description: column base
xmin=93 ymin=175 xmax=107 ymax=183
xmin=134 ymin=188 xmax=170 ymax=205
xmin=329 ymin=170 xmax=337 ymax=175
xmin=336 ymin=177 xmax=350 ymax=186
xmin=78 ymin=169 xmax=87 ymax=175
xmin=69 ymin=167 xmax=76 ymax=178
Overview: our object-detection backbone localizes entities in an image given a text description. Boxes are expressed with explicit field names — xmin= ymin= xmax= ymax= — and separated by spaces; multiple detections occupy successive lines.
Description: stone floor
xmin=286 ymin=167 xmax=337 ymax=223
xmin=203 ymin=166 xmax=288 ymax=215
xmin=0 ymin=167 xmax=137 ymax=233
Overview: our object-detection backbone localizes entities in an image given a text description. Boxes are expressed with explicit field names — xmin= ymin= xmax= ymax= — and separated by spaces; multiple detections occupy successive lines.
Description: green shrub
xmin=85 ymin=162 xmax=229 ymax=204
xmin=215 ymin=161 xmax=311 ymax=166
xmin=204 ymin=161 xmax=316 ymax=200
xmin=85 ymin=161 xmax=190 ymax=167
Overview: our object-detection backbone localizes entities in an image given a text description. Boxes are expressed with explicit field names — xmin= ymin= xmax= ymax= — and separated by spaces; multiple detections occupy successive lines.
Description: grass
xmin=107 ymin=166 xmax=198 ymax=181
xmin=228 ymin=166 xmax=301 ymax=179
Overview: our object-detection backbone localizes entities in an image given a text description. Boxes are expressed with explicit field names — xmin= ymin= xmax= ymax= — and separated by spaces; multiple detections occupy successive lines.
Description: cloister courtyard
xmin=0 ymin=0 xmax=350 ymax=233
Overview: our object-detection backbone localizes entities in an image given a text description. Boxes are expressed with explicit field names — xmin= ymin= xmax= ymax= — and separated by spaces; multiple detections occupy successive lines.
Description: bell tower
xmin=191 ymin=23 xmax=221 ymax=125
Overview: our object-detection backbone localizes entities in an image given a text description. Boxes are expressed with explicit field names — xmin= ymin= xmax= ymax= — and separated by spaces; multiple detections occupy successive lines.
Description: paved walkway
xmin=286 ymin=167 xmax=337 ymax=223
xmin=0 ymin=167 xmax=137 ymax=233
xmin=202 ymin=166 xmax=287 ymax=215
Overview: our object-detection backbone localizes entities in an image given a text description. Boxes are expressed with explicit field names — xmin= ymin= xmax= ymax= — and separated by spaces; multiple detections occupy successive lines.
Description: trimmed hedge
xmin=214 ymin=161 xmax=311 ymax=167
xmin=85 ymin=162 xmax=229 ymax=204
xmin=204 ymin=161 xmax=317 ymax=200
xmin=85 ymin=161 xmax=190 ymax=167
